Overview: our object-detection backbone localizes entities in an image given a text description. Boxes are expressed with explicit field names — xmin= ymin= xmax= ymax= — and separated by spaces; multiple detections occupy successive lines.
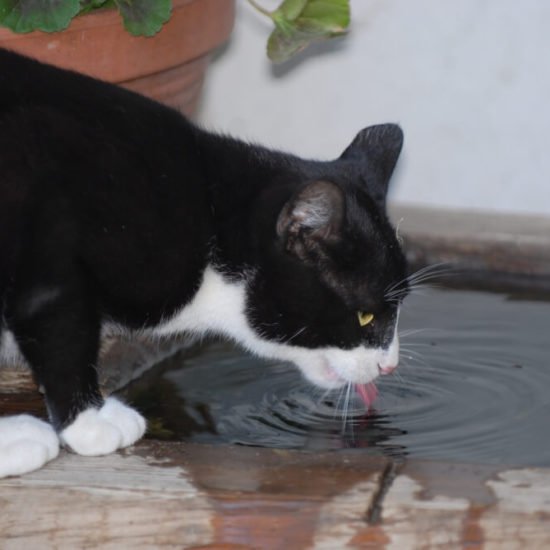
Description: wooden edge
xmin=1 ymin=441 xmax=388 ymax=548
xmin=1 ymin=441 xmax=549 ymax=547
xmin=379 ymin=459 xmax=550 ymax=547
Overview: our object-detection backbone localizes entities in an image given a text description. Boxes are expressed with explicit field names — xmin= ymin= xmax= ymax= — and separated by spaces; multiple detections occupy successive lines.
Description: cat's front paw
xmin=60 ymin=397 xmax=146 ymax=456
xmin=0 ymin=415 xmax=59 ymax=478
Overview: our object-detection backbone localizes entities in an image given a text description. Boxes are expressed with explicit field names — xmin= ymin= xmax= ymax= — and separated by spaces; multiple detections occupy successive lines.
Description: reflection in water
xmin=125 ymin=344 xmax=409 ymax=460
xmin=127 ymin=364 xmax=217 ymax=441
xmin=123 ymin=288 xmax=550 ymax=467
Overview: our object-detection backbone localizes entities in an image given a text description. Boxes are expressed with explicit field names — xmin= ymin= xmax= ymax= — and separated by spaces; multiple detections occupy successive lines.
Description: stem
xmin=247 ymin=0 xmax=273 ymax=18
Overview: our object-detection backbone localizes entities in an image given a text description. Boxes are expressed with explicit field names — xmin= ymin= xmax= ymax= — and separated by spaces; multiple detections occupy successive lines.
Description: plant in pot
xmin=0 ymin=0 xmax=237 ymax=116
xmin=0 ymin=0 xmax=349 ymax=115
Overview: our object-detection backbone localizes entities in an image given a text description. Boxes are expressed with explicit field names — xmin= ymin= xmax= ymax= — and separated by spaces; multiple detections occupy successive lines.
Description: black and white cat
xmin=0 ymin=49 xmax=408 ymax=477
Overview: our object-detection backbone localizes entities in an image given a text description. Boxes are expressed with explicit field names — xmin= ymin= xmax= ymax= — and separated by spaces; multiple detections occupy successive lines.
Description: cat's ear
xmin=341 ymin=123 xmax=404 ymax=182
xmin=276 ymin=181 xmax=344 ymax=258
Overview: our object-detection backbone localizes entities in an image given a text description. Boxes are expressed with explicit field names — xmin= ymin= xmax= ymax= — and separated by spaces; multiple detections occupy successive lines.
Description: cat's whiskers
xmin=399 ymin=346 xmax=433 ymax=370
xmin=386 ymin=283 xmax=434 ymax=304
xmin=333 ymin=385 xmax=348 ymax=420
xmin=283 ymin=326 xmax=307 ymax=345
xmin=385 ymin=262 xmax=454 ymax=301
xmin=408 ymin=271 xmax=452 ymax=285
xmin=315 ymin=386 xmax=335 ymax=408
xmin=392 ymin=368 xmax=405 ymax=385
xmin=399 ymin=327 xmax=449 ymax=340
xmin=398 ymin=281 xmax=443 ymax=294
xmin=341 ymin=382 xmax=353 ymax=433
xmin=408 ymin=262 xmax=454 ymax=280
xmin=399 ymin=328 xmax=433 ymax=339
xmin=400 ymin=347 xmax=426 ymax=362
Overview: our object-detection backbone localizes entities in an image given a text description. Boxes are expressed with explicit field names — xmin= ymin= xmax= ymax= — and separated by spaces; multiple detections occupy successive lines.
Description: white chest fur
xmin=154 ymin=265 xmax=253 ymax=339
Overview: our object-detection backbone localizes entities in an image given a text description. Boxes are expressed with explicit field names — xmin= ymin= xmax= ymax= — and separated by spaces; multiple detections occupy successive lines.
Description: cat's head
xmin=243 ymin=124 xmax=408 ymax=389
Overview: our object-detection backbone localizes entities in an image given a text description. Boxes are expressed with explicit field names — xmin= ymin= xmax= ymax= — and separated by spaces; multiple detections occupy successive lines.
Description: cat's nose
xmin=378 ymin=364 xmax=397 ymax=375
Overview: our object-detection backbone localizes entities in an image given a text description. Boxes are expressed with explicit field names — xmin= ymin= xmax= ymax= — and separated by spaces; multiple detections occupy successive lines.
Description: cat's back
xmin=0 ymin=49 xmax=213 ymax=313
xmin=0 ymin=48 xmax=205 ymax=210
xmin=0 ymin=48 xmax=198 ymax=156
xmin=0 ymin=49 xmax=175 ymax=124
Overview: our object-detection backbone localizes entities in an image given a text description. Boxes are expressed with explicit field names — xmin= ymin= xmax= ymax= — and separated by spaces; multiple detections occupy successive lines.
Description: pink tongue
xmin=355 ymin=382 xmax=378 ymax=409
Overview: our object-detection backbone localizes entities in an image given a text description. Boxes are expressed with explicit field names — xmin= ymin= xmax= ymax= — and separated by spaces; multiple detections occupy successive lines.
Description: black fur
xmin=0 ymin=49 xmax=407 ymax=430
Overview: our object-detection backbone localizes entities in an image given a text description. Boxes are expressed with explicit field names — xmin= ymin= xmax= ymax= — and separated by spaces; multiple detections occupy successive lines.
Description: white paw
xmin=0 ymin=415 xmax=59 ymax=478
xmin=60 ymin=397 xmax=146 ymax=456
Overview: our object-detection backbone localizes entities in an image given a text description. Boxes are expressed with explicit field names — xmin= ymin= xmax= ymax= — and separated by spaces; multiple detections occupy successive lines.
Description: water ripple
xmin=125 ymin=288 xmax=550 ymax=466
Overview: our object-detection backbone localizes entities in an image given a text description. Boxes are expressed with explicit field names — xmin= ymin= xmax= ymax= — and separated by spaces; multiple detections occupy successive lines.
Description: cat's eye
xmin=357 ymin=311 xmax=374 ymax=327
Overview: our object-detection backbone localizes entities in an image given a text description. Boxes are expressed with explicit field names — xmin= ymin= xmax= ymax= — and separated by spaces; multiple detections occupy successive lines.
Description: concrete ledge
xmin=390 ymin=204 xmax=550 ymax=291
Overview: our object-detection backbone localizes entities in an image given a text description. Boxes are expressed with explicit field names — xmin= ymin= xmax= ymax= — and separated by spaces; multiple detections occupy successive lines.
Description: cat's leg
xmin=0 ymin=415 xmax=59 ymax=478
xmin=11 ymin=280 xmax=146 ymax=457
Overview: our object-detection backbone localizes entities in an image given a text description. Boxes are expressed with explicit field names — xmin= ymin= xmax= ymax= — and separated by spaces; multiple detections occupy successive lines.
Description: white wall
xmin=198 ymin=0 xmax=550 ymax=216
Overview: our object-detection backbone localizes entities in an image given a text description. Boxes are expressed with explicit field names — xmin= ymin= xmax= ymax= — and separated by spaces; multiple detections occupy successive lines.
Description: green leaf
xmin=0 ymin=0 xmax=80 ymax=33
xmin=79 ymin=0 xmax=112 ymax=15
xmin=267 ymin=27 xmax=310 ymax=63
xmin=114 ymin=0 xmax=171 ymax=37
xmin=267 ymin=21 xmax=340 ymax=64
xmin=300 ymin=0 xmax=349 ymax=30
xmin=277 ymin=0 xmax=307 ymax=21
xmin=267 ymin=0 xmax=350 ymax=63
xmin=80 ymin=0 xmax=111 ymax=10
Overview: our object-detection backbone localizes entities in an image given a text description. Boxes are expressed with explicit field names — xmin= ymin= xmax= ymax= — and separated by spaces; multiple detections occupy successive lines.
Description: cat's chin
xmin=298 ymin=361 xmax=350 ymax=390
xmin=288 ymin=334 xmax=400 ymax=390
xmin=297 ymin=357 xmax=380 ymax=390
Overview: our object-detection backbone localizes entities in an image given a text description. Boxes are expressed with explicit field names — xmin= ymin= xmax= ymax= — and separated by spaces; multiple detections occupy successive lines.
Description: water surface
xmin=125 ymin=288 xmax=550 ymax=466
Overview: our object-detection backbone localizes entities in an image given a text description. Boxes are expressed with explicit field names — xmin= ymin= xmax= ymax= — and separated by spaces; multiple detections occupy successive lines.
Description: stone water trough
xmin=1 ymin=205 xmax=550 ymax=548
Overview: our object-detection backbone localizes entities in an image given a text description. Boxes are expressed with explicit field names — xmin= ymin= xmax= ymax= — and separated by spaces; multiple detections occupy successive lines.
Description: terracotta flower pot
xmin=0 ymin=0 xmax=235 ymax=117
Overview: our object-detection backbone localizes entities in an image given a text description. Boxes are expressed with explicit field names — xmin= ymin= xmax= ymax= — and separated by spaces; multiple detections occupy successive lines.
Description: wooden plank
xmin=0 ymin=441 xmax=387 ymax=549
xmin=1 ymin=449 xmax=215 ymax=549
xmin=2 ymin=441 xmax=550 ymax=548
xmin=378 ymin=460 xmax=550 ymax=549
